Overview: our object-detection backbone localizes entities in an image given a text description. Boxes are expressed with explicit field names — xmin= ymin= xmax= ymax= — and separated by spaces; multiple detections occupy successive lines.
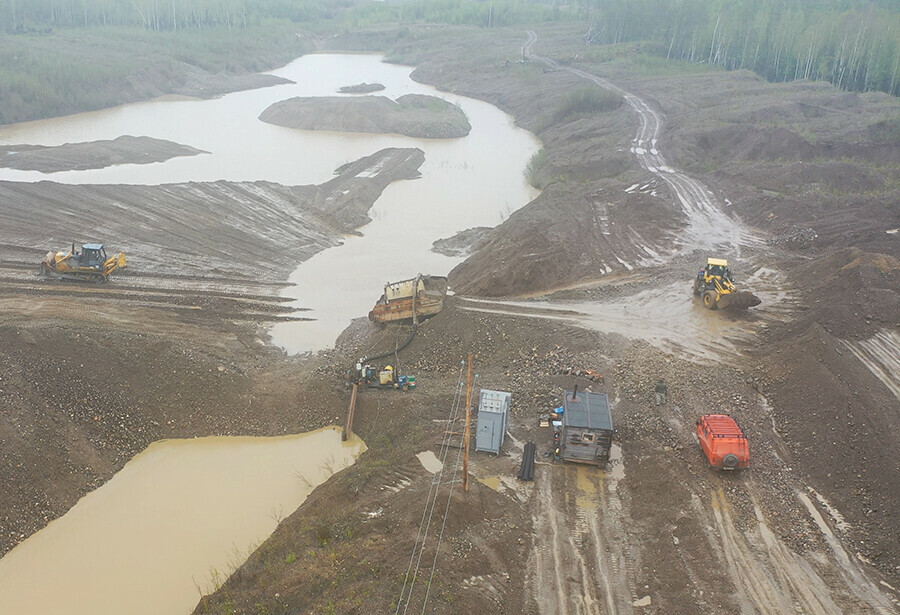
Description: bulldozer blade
xmin=718 ymin=291 xmax=761 ymax=310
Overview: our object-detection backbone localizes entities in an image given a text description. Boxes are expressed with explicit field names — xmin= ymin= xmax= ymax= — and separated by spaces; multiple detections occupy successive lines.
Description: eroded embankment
xmin=0 ymin=146 xmax=424 ymax=281
xmin=0 ymin=136 xmax=207 ymax=172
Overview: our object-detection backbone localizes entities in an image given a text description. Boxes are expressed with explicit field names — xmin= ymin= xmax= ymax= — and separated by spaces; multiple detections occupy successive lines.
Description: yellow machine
xmin=693 ymin=257 xmax=761 ymax=310
xmin=41 ymin=242 xmax=126 ymax=283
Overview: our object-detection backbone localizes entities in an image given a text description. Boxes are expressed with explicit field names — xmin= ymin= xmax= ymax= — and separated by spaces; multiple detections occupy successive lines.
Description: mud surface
xmin=259 ymin=93 xmax=471 ymax=138
xmin=170 ymin=69 xmax=293 ymax=99
xmin=1 ymin=23 xmax=898 ymax=615
xmin=0 ymin=136 xmax=206 ymax=173
xmin=339 ymin=82 xmax=385 ymax=93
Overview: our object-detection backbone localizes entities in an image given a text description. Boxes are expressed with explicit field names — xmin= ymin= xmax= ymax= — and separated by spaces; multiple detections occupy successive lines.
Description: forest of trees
xmin=581 ymin=0 xmax=900 ymax=96
xmin=351 ymin=0 xmax=900 ymax=96
xmin=0 ymin=0 xmax=346 ymax=30
xmin=0 ymin=0 xmax=562 ymax=31
xmin=1 ymin=0 xmax=898 ymax=107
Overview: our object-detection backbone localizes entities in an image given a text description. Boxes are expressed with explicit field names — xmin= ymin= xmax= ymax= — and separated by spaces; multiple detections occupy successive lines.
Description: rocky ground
xmin=0 ymin=22 xmax=898 ymax=615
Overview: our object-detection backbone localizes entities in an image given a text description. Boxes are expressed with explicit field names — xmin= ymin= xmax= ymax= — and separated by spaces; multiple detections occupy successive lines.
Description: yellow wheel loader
xmin=40 ymin=242 xmax=126 ymax=283
xmin=693 ymin=257 xmax=760 ymax=310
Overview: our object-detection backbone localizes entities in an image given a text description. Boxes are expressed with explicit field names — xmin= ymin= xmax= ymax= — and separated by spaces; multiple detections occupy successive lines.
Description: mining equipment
xmin=369 ymin=274 xmax=447 ymax=324
xmin=693 ymin=257 xmax=761 ymax=310
xmin=352 ymin=363 xmax=415 ymax=391
xmin=41 ymin=242 xmax=126 ymax=283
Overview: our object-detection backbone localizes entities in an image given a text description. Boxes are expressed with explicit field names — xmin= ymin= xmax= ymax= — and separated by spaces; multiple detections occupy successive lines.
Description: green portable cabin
xmin=559 ymin=389 xmax=613 ymax=465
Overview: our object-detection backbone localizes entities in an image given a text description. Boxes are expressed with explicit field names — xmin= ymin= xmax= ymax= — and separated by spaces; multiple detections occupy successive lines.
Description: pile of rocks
xmin=766 ymin=226 xmax=817 ymax=247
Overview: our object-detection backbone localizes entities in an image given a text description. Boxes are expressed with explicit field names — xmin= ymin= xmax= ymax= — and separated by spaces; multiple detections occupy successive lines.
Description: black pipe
xmin=519 ymin=441 xmax=536 ymax=481
xmin=360 ymin=322 xmax=418 ymax=364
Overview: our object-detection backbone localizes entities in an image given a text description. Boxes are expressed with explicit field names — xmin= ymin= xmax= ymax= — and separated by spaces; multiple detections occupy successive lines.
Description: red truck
xmin=697 ymin=414 xmax=750 ymax=470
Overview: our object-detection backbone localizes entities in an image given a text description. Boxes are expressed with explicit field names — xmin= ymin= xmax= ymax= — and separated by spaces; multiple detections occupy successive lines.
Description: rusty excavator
xmin=693 ymin=258 xmax=761 ymax=310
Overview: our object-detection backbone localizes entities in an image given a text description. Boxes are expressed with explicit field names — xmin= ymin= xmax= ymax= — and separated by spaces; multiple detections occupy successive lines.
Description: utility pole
xmin=462 ymin=353 xmax=474 ymax=492
xmin=343 ymin=382 xmax=358 ymax=442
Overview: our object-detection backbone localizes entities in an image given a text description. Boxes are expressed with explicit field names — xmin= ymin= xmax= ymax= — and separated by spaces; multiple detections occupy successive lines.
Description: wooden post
xmin=412 ymin=274 xmax=421 ymax=327
xmin=343 ymin=382 xmax=358 ymax=441
xmin=463 ymin=353 xmax=474 ymax=492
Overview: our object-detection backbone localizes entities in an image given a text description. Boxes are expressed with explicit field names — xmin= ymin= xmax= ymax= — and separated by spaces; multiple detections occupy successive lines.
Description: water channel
xmin=0 ymin=53 xmax=541 ymax=353
xmin=0 ymin=54 xmax=540 ymax=614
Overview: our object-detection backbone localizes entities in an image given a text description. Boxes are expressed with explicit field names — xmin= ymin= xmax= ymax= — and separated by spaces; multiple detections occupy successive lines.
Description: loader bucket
xmin=718 ymin=291 xmax=761 ymax=310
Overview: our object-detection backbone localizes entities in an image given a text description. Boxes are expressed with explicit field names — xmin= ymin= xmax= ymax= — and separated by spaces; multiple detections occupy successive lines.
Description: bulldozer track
xmin=523 ymin=31 xmax=759 ymax=256
xmin=841 ymin=329 xmax=900 ymax=402
xmin=0 ymin=264 xmax=308 ymax=324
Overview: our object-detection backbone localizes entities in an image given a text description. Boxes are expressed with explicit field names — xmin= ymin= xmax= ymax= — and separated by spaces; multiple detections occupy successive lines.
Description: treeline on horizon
xmin=5 ymin=0 xmax=895 ymax=96
xmin=0 ymin=0 xmax=342 ymax=31
xmin=0 ymin=0 xmax=897 ymax=125
xmin=580 ymin=0 xmax=900 ymax=97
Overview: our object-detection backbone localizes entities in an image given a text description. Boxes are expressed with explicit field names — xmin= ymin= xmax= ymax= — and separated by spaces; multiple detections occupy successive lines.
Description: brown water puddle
xmin=461 ymin=272 xmax=796 ymax=366
xmin=0 ymin=427 xmax=365 ymax=615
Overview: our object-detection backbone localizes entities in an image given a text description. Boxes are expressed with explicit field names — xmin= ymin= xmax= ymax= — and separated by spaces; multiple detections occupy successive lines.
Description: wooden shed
xmin=559 ymin=389 xmax=613 ymax=465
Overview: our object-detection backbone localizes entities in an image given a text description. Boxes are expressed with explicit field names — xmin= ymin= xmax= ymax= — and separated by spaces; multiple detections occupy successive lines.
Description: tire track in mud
xmin=709 ymin=488 xmax=794 ymax=614
xmin=0 ymin=266 xmax=305 ymax=324
xmin=458 ymin=268 xmax=797 ymax=366
xmin=528 ymin=460 xmax=635 ymax=615
xmin=523 ymin=31 xmax=758 ymax=256
xmin=508 ymin=33 xmax=792 ymax=367
xmin=707 ymin=487 xmax=894 ymax=614
xmin=530 ymin=466 xmax=576 ymax=614
xmin=840 ymin=329 xmax=900 ymax=402
xmin=793 ymin=490 xmax=897 ymax=614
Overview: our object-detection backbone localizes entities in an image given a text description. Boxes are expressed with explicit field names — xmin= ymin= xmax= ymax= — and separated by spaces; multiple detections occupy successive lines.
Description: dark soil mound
xmin=259 ymin=94 xmax=470 ymax=138
xmin=431 ymin=226 xmax=492 ymax=257
xmin=0 ymin=136 xmax=206 ymax=173
xmin=338 ymin=82 xmax=385 ymax=93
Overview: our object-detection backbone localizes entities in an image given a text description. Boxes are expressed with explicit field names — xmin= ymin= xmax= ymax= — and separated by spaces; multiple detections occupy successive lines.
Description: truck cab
xmin=697 ymin=414 xmax=750 ymax=470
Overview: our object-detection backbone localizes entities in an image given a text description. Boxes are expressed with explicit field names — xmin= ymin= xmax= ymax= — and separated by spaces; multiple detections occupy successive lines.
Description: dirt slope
xmin=0 ymin=147 xmax=423 ymax=280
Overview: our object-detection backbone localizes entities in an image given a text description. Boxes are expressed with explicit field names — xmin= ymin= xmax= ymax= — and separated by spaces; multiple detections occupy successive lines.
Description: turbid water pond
xmin=0 ymin=428 xmax=364 ymax=615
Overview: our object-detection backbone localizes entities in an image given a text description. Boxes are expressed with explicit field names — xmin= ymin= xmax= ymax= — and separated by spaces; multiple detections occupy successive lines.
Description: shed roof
xmin=562 ymin=391 xmax=612 ymax=431
xmin=563 ymin=391 xmax=613 ymax=430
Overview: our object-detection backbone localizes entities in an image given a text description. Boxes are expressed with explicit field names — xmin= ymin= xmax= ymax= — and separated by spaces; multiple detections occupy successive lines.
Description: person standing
xmin=655 ymin=379 xmax=668 ymax=406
